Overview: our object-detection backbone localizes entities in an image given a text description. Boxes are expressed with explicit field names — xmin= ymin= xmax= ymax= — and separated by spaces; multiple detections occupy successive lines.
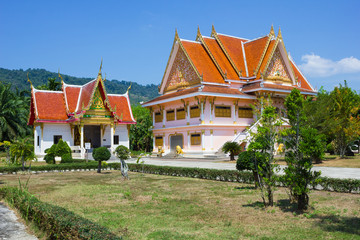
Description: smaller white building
xmin=28 ymin=70 xmax=136 ymax=158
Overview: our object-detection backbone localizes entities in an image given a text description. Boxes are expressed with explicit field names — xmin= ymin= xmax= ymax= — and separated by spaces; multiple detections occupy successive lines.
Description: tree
xmin=248 ymin=99 xmax=282 ymax=207
xmin=0 ymin=82 xmax=29 ymax=142
xmin=37 ymin=77 xmax=61 ymax=91
xmin=222 ymin=141 xmax=241 ymax=161
xmin=327 ymin=81 xmax=360 ymax=157
xmin=9 ymin=137 xmax=36 ymax=171
xmin=92 ymin=147 xmax=111 ymax=173
xmin=114 ymin=145 xmax=130 ymax=179
xmin=130 ymin=105 xmax=153 ymax=152
xmin=283 ymin=88 xmax=323 ymax=210
xmin=236 ymin=150 xmax=265 ymax=188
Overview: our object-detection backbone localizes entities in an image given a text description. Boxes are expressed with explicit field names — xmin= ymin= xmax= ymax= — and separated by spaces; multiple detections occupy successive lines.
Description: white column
xmin=200 ymin=101 xmax=204 ymax=124
xmin=210 ymin=129 xmax=214 ymax=150
xmin=201 ymin=130 xmax=205 ymax=151
xmin=34 ymin=126 xmax=38 ymax=154
xmin=162 ymin=109 xmax=166 ymax=128
xmin=153 ymin=135 xmax=156 ymax=152
xmin=110 ymin=124 xmax=114 ymax=151
xmin=80 ymin=125 xmax=84 ymax=158
xmin=232 ymin=104 xmax=236 ymax=124
xmin=40 ymin=125 xmax=44 ymax=154
xmin=209 ymin=102 xmax=213 ymax=124
xmin=187 ymin=131 xmax=190 ymax=149
xmin=152 ymin=111 xmax=155 ymax=127
xmin=186 ymin=103 xmax=190 ymax=125
xmin=163 ymin=133 xmax=165 ymax=150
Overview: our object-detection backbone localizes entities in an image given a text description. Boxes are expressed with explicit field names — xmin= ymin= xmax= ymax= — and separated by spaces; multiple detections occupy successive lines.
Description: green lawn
xmin=1 ymin=171 xmax=360 ymax=240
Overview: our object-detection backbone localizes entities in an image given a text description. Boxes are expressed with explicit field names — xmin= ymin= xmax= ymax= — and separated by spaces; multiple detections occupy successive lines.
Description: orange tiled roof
xmin=28 ymin=77 xmax=135 ymax=125
xmin=181 ymin=40 xmax=224 ymax=84
xmin=290 ymin=61 xmax=313 ymax=91
xmin=242 ymin=82 xmax=315 ymax=94
xmin=217 ymin=34 xmax=247 ymax=76
xmin=257 ymin=40 xmax=276 ymax=78
xmin=201 ymin=85 xmax=250 ymax=95
xmin=243 ymin=36 xmax=269 ymax=75
xmin=202 ymin=37 xmax=238 ymax=80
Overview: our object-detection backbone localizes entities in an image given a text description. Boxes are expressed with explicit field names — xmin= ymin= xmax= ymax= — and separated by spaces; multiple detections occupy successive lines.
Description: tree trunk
xmin=297 ymin=193 xmax=309 ymax=211
xmin=97 ymin=161 xmax=102 ymax=173
xmin=267 ymin=186 xmax=273 ymax=207
xmin=21 ymin=156 xmax=25 ymax=171
xmin=230 ymin=153 xmax=235 ymax=161
xmin=252 ymin=171 xmax=259 ymax=189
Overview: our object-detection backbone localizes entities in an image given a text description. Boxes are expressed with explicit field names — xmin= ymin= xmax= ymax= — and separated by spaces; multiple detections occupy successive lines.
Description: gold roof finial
xmin=104 ymin=73 xmax=106 ymax=82
xmin=98 ymin=57 xmax=103 ymax=77
xmin=278 ymin=27 xmax=282 ymax=39
xmin=58 ymin=68 xmax=64 ymax=85
xmin=27 ymin=73 xmax=33 ymax=89
xmin=175 ymin=28 xmax=180 ymax=41
xmin=211 ymin=24 xmax=216 ymax=37
xmin=196 ymin=25 xmax=202 ymax=41
xmin=127 ymin=83 xmax=132 ymax=93
xmin=269 ymin=24 xmax=275 ymax=37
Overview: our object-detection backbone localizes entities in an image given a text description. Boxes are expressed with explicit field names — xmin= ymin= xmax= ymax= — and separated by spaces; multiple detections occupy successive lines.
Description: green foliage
xmin=0 ymin=187 xmax=122 ymax=240
xmin=283 ymin=88 xmax=323 ymax=210
xmin=9 ymin=137 xmax=36 ymax=171
xmin=114 ymin=145 xmax=130 ymax=160
xmin=0 ymin=67 xmax=159 ymax=105
xmin=0 ymin=82 xmax=31 ymax=142
xmin=248 ymin=98 xmax=282 ymax=207
xmin=55 ymin=139 xmax=72 ymax=157
xmin=60 ymin=153 xmax=73 ymax=163
xmin=37 ymin=77 xmax=61 ymax=91
xmin=236 ymin=151 xmax=255 ymax=171
xmin=44 ymin=144 xmax=57 ymax=164
xmin=222 ymin=141 xmax=241 ymax=160
xmin=130 ymin=105 xmax=153 ymax=152
xmin=93 ymin=147 xmax=111 ymax=173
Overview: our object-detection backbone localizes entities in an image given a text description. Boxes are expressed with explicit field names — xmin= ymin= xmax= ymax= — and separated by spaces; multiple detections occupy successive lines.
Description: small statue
xmin=157 ymin=146 xmax=165 ymax=157
xmin=176 ymin=145 xmax=184 ymax=157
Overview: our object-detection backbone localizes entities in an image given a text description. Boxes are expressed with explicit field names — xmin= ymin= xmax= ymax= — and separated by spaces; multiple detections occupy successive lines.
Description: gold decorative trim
xmin=254 ymin=28 xmax=274 ymax=77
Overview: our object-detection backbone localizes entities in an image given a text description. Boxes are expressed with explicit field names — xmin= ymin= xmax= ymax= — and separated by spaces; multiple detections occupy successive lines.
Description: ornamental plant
xmin=92 ymin=147 xmax=111 ymax=173
xmin=222 ymin=141 xmax=241 ymax=161
xmin=114 ymin=145 xmax=130 ymax=179
xmin=236 ymin=150 xmax=265 ymax=189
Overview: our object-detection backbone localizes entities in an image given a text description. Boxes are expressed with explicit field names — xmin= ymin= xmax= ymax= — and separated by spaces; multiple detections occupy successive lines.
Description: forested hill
xmin=0 ymin=68 xmax=160 ymax=105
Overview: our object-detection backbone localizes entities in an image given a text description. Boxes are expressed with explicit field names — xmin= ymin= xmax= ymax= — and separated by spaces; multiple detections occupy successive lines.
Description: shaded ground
xmin=1 ymin=171 xmax=360 ymax=240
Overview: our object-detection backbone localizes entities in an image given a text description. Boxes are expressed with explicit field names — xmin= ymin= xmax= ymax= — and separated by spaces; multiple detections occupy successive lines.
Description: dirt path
xmin=0 ymin=202 xmax=37 ymax=240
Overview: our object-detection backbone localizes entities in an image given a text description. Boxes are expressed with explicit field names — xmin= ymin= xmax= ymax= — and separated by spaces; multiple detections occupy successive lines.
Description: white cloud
xmin=299 ymin=54 xmax=360 ymax=77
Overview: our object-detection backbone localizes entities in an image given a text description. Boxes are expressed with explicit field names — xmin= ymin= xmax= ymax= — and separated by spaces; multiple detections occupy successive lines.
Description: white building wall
xmin=102 ymin=125 xmax=112 ymax=147
xmin=114 ymin=125 xmax=129 ymax=149
xmin=40 ymin=124 xmax=72 ymax=154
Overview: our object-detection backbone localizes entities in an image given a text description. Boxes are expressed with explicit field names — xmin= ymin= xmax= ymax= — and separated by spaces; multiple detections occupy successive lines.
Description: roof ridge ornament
xmin=58 ymin=69 xmax=64 ymax=85
xmin=269 ymin=25 xmax=275 ymax=37
xmin=196 ymin=25 xmax=201 ymax=41
xmin=278 ymin=27 xmax=282 ymax=40
xmin=126 ymin=83 xmax=132 ymax=93
xmin=98 ymin=58 xmax=103 ymax=77
xmin=27 ymin=73 xmax=33 ymax=89
xmin=211 ymin=24 xmax=216 ymax=37
xmin=175 ymin=28 xmax=180 ymax=41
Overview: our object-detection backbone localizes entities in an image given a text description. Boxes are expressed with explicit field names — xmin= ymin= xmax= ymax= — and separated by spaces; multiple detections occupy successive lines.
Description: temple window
xmin=155 ymin=136 xmax=163 ymax=147
xmin=53 ymin=135 xmax=62 ymax=144
xmin=155 ymin=111 xmax=162 ymax=123
xmin=166 ymin=110 xmax=175 ymax=121
xmin=238 ymin=107 xmax=253 ymax=118
xmin=190 ymin=105 xmax=200 ymax=118
xmin=191 ymin=133 xmax=201 ymax=145
xmin=37 ymin=136 xmax=40 ymax=146
xmin=114 ymin=135 xmax=119 ymax=145
xmin=215 ymin=106 xmax=231 ymax=118
xmin=176 ymin=108 xmax=185 ymax=120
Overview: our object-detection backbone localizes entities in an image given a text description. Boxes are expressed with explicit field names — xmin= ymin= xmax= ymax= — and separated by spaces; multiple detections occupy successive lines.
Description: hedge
xmin=0 ymin=187 xmax=122 ymax=240
xmin=0 ymin=162 xmax=359 ymax=193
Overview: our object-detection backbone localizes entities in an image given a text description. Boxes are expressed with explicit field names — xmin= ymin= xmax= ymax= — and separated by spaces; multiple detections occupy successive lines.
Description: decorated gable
xmin=164 ymin=47 xmax=200 ymax=93
xmin=84 ymin=87 xmax=112 ymax=121
xmin=265 ymin=47 xmax=291 ymax=82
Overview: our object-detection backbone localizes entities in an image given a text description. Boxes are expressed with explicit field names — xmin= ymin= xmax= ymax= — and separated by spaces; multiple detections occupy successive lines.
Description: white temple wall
xmin=40 ymin=124 xmax=72 ymax=154
xmin=115 ymin=125 xmax=129 ymax=149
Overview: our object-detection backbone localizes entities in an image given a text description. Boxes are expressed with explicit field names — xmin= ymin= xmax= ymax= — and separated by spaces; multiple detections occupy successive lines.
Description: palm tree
xmin=10 ymin=137 xmax=36 ymax=171
xmin=0 ymin=83 xmax=29 ymax=142
xmin=222 ymin=141 xmax=241 ymax=161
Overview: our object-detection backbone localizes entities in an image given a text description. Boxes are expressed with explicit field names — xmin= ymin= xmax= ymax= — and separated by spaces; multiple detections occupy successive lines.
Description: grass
xmin=1 ymin=171 xmax=360 ymax=239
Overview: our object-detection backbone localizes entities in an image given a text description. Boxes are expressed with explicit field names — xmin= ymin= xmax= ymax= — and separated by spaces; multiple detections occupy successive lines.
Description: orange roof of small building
xmin=242 ymin=82 xmax=315 ymax=94
xmin=181 ymin=40 xmax=224 ymax=84
xmin=257 ymin=40 xmax=276 ymax=78
xmin=28 ymin=75 xmax=135 ymax=125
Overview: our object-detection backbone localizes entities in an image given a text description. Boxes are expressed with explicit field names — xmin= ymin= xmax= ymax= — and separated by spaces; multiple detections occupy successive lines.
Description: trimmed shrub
xmin=44 ymin=145 xmax=57 ymax=164
xmin=56 ymin=139 xmax=72 ymax=157
xmin=0 ymin=187 xmax=122 ymax=240
xmin=92 ymin=147 xmax=111 ymax=173
xmin=60 ymin=153 xmax=73 ymax=163
xmin=114 ymin=145 xmax=130 ymax=160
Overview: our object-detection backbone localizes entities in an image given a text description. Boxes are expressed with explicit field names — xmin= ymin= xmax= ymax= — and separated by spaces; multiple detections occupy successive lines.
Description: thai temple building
xmin=28 ymin=66 xmax=136 ymax=158
xmin=142 ymin=25 xmax=317 ymax=157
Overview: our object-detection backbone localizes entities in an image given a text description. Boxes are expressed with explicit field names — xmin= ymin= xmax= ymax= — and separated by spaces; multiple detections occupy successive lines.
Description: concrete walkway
xmin=0 ymin=203 xmax=37 ymax=240
xmin=119 ymin=157 xmax=360 ymax=179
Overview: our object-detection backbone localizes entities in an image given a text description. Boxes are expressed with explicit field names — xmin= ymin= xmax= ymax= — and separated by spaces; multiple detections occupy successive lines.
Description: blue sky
xmin=1 ymin=0 xmax=359 ymax=91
